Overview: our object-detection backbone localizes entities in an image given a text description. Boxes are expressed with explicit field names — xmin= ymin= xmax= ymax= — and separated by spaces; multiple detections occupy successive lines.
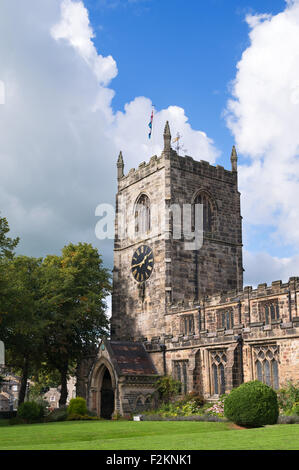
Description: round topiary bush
xmin=17 ymin=401 xmax=45 ymax=423
xmin=67 ymin=397 xmax=88 ymax=417
xmin=224 ymin=380 xmax=279 ymax=427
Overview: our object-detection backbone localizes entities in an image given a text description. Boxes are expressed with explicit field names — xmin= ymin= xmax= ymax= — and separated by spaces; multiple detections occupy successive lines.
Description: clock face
xmin=131 ymin=245 xmax=154 ymax=282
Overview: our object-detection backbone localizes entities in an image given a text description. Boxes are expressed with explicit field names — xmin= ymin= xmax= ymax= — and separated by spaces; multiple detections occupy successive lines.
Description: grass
xmin=0 ymin=420 xmax=299 ymax=450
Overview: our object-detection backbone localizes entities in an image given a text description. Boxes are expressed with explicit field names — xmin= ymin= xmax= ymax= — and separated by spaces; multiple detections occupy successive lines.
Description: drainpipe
xmin=288 ymin=289 xmax=292 ymax=322
xmin=160 ymin=344 xmax=167 ymax=376
xmin=237 ymin=334 xmax=244 ymax=385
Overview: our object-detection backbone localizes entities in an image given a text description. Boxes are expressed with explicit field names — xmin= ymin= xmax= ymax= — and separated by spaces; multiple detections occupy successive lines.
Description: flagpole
xmin=148 ymin=106 xmax=154 ymax=157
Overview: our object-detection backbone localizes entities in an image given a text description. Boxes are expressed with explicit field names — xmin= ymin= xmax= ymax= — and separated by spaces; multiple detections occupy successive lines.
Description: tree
xmin=0 ymin=214 xmax=19 ymax=314
xmin=0 ymin=256 xmax=46 ymax=405
xmin=0 ymin=214 xmax=19 ymax=259
xmin=41 ymin=243 xmax=111 ymax=406
xmin=28 ymin=367 xmax=61 ymax=400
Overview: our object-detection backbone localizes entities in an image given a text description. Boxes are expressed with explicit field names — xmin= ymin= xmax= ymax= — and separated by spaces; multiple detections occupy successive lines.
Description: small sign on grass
xmin=133 ymin=415 xmax=143 ymax=421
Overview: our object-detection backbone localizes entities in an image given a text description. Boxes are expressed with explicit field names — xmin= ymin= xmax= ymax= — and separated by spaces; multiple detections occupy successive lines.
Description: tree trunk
xmin=18 ymin=356 xmax=29 ymax=405
xmin=59 ymin=362 xmax=68 ymax=407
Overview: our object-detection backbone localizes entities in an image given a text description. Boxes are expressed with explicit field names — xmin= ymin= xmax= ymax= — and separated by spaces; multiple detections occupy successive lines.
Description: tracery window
xmin=181 ymin=314 xmax=194 ymax=336
xmin=259 ymin=300 xmax=279 ymax=324
xmin=210 ymin=350 xmax=227 ymax=395
xmin=135 ymin=194 xmax=151 ymax=234
xmin=253 ymin=345 xmax=279 ymax=389
xmin=192 ymin=192 xmax=213 ymax=232
xmin=217 ymin=309 xmax=234 ymax=330
xmin=173 ymin=360 xmax=188 ymax=395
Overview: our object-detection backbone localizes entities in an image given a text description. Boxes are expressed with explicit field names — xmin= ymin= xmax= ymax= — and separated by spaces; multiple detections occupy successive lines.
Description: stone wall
xmin=143 ymin=277 xmax=299 ymax=398
xmin=112 ymin=142 xmax=243 ymax=343
xmin=111 ymin=154 xmax=168 ymax=341
xmin=166 ymin=154 xmax=243 ymax=304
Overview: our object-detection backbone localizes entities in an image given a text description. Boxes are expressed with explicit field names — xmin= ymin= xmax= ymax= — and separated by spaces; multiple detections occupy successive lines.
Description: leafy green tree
xmin=41 ymin=242 xmax=111 ymax=406
xmin=28 ymin=368 xmax=61 ymax=400
xmin=0 ymin=214 xmax=19 ymax=259
xmin=0 ymin=214 xmax=19 ymax=315
xmin=0 ymin=256 xmax=46 ymax=405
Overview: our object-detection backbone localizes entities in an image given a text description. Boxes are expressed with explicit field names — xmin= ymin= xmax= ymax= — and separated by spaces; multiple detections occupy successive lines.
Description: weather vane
xmin=172 ymin=132 xmax=187 ymax=155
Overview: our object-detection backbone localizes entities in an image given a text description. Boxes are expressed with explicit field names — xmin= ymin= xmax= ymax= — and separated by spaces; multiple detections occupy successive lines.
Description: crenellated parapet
xmin=117 ymin=151 xmax=237 ymax=192
xmin=117 ymin=154 xmax=164 ymax=192
xmin=169 ymin=154 xmax=237 ymax=186
xmin=149 ymin=277 xmax=299 ymax=352
xmin=204 ymin=276 xmax=299 ymax=307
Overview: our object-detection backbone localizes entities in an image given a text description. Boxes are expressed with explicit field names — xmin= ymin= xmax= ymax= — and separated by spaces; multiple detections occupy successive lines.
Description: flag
xmin=148 ymin=109 xmax=154 ymax=139
xmin=173 ymin=133 xmax=180 ymax=143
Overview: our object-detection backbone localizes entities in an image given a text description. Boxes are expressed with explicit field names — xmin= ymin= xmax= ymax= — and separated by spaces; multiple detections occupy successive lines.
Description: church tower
xmin=111 ymin=122 xmax=243 ymax=344
xmin=86 ymin=122 xmax=299 ymax=418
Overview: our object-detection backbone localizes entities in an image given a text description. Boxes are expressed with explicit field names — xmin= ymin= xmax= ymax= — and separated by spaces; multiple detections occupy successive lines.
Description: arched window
xmin=192 ymin=192 xmax=213 ymax=232
xmin=135 ymin=396 xmax=144 ymax=411
xmin=145 ymin=396 xmax=153 ymax=410
xmin=254 ymin=346 xmax=279 ymax=389
xmin=210 ymin=350 xmax=227 ymax=395
xmin=173 ymin=360 xmax=188 ymax=395
xmin=135 ymin=194 xmax=151 ymax=234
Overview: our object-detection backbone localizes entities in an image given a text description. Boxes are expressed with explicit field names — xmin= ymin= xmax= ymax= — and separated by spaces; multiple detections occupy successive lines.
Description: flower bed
xmin=142 ymin=393 xmax=226 ymax=421
xmin=140 ymin=414 xmax=227 ymax=422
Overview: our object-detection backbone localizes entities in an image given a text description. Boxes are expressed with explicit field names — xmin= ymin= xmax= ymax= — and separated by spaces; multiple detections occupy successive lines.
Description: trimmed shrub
xmin=66 ymin=414 xmax=100 ymax=421
xmin=67 ymin=397 xmax=88 ymax=417
xmin=224 ymin=380 xmax=279 ymax=427
xmin=17 ymin=401 xmax=45 ymax=423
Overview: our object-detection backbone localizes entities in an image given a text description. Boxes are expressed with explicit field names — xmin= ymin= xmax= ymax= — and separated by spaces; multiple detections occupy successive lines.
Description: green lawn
xmin=0 ymin=420 xmax=298 ymax=450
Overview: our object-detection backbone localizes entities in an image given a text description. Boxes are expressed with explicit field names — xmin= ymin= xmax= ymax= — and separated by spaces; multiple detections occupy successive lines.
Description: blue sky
xmin=86 ymin=0 xmax=294 ymax=261
xmin=1 ymin=0 xmax=299 ymax=288
xmin=87 ymin=0 xmax=285 ymax=163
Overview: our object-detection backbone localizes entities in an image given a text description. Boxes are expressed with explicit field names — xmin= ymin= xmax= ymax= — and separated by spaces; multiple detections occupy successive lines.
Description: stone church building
xmin=78 ymin=122 xmax=299 ymax=418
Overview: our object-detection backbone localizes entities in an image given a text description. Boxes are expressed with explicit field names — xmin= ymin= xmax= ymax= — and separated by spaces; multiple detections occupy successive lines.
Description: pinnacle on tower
xmin=230 ymin=145 xmax=238 ymax=172
xmin=117 ymin=151 xmax=124 ymax=180
xmin=163 ymin=121 xmax=171 ymax=152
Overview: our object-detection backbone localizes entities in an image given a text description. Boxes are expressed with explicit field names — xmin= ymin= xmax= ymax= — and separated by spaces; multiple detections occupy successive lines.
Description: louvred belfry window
xmin=135 ymin=194 xmax=151 ymax=234
xmin=192 ymin=192 xmax=213 ymax=232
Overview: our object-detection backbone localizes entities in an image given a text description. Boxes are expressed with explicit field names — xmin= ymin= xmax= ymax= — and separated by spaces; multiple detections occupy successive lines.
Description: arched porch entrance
xmin=100 ymin=367 xmax=115 ymax=419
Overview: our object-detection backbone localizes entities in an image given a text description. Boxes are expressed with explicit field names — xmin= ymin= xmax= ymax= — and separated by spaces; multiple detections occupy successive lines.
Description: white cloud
xmin=51 ymin=0 xmax=117 ymax=85
xmin=0 ymin=0 xmax=219 ymax=265
xmin=113 ymin=98 xmax=219 ymax=172
xmin=226 ymin=0 xmax=299 ymax=249
xmin=244 ymin=250 xmax=299 ymax=287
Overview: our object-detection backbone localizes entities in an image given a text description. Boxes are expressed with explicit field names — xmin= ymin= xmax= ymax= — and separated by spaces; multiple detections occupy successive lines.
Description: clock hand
xmin=132 ymin=253 xmax=150 ymax=269
xmin=131 ymin=259 xmax=145 ymax=269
